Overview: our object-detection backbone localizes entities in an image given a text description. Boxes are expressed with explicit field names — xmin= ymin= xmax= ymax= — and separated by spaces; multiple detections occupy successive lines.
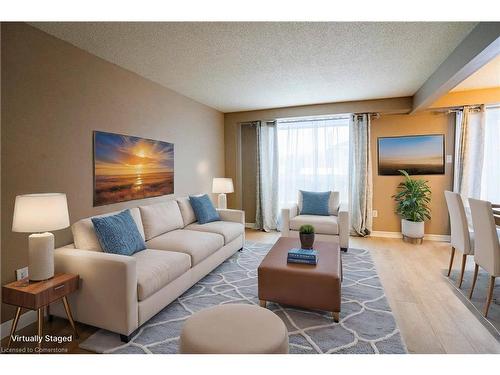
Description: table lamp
xmin=212 ymin=178 xmax=234 ymax=209
xmin=12 ymin=193 xmax=70 ymax=281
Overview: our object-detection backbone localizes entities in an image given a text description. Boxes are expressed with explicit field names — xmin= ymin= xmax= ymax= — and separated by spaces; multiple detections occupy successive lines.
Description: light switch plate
xmin=372 ymin=210 xmax=378 ymax=218
xmin=16 ymin=266 xmax=29 ymax=281
xmin=446 ymin=154 xmax=453 ymax=163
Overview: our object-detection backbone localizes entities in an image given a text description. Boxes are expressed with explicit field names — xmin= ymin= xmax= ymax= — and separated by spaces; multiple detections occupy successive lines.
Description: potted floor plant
xmin=392 ymin=170 xmax=431 ymax=243
xmin=299 ymin=224 xmax=315 ymax=249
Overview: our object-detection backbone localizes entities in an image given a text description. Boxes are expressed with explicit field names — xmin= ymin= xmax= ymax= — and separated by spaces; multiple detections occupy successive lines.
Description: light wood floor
xmin=3 ymin=230 xmax=499 ymax=354
xmin=246 ymin=230 xmax=500 ymax=354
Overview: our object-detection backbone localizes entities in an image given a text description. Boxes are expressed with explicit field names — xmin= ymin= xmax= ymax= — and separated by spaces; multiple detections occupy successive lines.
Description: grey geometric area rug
xmin=448 ymin=265 xmax=500 ymax=340
xmin=80 ymin=242 xmax=407 ymax=354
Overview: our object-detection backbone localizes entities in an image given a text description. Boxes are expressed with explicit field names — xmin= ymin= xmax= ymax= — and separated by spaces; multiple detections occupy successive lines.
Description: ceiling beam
xmin=412 ymin=22 xmax=500 ymax=113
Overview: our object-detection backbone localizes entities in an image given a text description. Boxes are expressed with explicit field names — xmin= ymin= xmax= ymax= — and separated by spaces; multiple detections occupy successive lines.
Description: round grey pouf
xmin=179 ymin=304 xmax=289 ymax=354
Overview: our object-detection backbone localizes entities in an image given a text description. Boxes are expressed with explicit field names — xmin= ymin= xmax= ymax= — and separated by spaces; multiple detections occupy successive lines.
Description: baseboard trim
xmin=370 ymin=231 xmax=403 ymax=239
xmin=245 ymin=223 xmax=255 ymax=228
xmin=370 ymin=231 xmax=450 ymax=242
xmin=0 ymin=310 xmax=37 ymax=340
xmin=424 ymin=234 xmax=451 ymax=242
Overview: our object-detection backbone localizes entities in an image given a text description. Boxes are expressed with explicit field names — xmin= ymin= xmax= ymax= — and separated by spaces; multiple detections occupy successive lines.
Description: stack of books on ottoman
xmin=287 ymin=248 xmax=318 ymax=265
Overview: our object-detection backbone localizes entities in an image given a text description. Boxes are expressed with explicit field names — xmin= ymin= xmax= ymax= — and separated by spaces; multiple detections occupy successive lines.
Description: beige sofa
xmin=281 ymin=191 xmax=349 ymax=250
xmin=50 ymin=197 xmax=244 ymax=342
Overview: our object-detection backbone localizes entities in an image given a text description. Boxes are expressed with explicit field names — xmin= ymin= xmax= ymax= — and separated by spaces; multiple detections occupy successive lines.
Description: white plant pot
xmin=401 ymin=219 xmax=424 ymax=239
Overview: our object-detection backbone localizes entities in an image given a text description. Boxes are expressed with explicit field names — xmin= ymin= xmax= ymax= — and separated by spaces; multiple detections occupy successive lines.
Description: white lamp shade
xmin=212 ymin=178 xmax=234 ymax=194
xmin=12 ymin=193 xmax=70 ymax=233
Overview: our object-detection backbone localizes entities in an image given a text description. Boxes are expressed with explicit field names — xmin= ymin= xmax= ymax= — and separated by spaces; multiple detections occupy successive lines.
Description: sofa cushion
xmin=189 ymin=194 xmax=220 ymax=224
xmin=134 ymin=249 xmax=191 ymax=301
xmin=298 ymin=191 xmax=340 ymax=216
xmin=146 ymin=229 xmax=224 ymax=266
xmin=290 ymin=215 xmax=339 ymax=235
xmin=72 ymin=207 xmax=145 ymax=252
xmin=177 ymin=197 xmax=197 ymax=226
xmin=91 ymin=209 xmax=146 ymax=255
xmin=186 ymin=221 xmax=244 ymax=244
xmin=139 ymin=200 xmax=184 ymax=240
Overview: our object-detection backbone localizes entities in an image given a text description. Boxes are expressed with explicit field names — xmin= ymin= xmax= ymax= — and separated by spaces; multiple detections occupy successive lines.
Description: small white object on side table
xmin=212 ymin=177 xmax=234 ymax=209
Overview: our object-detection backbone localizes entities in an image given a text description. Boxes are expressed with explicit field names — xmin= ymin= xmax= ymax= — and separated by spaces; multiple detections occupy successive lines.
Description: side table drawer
xmin=37 ymin=277 xmax=79 ymax=307
xmin=45 ymin=283 xmax=70 ymax=302
xmin=2 ymin=274 xmax=79 ymax=310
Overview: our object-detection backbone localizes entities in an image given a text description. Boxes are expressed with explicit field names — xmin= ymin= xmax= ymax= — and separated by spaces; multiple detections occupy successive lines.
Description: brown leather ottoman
xmin=258 ymin=237 xmax=342 ymax=322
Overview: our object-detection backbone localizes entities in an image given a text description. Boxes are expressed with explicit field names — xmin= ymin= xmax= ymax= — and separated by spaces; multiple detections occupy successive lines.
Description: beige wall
xmin=1 ymin=23 xmax=224 ymax=323
xmin=371 ymin=111 xmax=454 ymax=235
xmin=240 ymin=124 xmax=257 ymax=224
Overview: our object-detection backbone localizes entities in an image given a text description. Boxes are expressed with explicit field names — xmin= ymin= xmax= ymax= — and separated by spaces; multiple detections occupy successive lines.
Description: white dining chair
xmin=468 ymin=198 xmax=500 ymax=317
xmin=444 ymin=191 xmax=474 ymax=287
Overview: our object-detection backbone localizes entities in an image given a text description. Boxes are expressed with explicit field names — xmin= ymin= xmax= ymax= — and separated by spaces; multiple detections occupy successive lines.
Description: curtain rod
xmin=445 ymin=109 xmax=481 ymax=114
xmin=240 ymin=111 xmax=384 ymax=126
xmin=486 ymin=104 xmax=500 ymax=109
xmin=239 ymin=121 xmax=260 ymax=126
xmin=277 ymin=116 xmax=350 ymax=124
xmin=278 ymin=112 xmax=383 ymax=124
xmin=353 ymin=112 xmax=380 ymax=119
xmin=432 ymin=104 xmax=496 ymax=114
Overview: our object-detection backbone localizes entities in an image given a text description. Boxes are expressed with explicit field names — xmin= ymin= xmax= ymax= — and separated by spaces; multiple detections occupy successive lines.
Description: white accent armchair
xmin=281 ymin=191 xmax=349 ymax=250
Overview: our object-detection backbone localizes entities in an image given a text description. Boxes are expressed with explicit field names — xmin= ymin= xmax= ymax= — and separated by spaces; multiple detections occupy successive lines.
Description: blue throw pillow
xmin=189 ymin=194 xmax=220 ymax=224
xmin=91 ymin=209 xmax=146 ymax=255
xmin=300 ymin=190 xmax=331 ymax=216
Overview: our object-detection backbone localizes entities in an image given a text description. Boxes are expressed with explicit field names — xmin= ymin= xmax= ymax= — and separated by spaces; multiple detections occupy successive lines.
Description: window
xmin=277 ymin=116 xmax=350 ymax=210
xmin=480 ymin=106 xmax=500 ymax=203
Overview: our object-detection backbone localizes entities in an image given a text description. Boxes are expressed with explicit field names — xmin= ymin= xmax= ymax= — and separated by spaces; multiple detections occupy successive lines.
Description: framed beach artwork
xmin=93 ymin=131 xmax=174 ymax=206
xmin=377 ymin=134 xmax=445 ymax=176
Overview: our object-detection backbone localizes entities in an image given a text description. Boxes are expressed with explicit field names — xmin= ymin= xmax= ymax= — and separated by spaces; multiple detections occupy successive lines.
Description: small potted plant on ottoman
xmin=299 ymin=224 xmax=315 ymax=249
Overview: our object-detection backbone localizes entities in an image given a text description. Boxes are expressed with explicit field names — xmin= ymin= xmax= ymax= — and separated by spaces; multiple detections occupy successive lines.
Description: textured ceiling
xmin=31 ymin=22 xmax=476 ymax=112
xmin=452 ymin=53 xmax=500 ymax=92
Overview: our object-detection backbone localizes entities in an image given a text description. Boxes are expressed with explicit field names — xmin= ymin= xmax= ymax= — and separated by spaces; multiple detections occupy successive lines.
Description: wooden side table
xmin=2 ymin=273 xmax=79 ymax=349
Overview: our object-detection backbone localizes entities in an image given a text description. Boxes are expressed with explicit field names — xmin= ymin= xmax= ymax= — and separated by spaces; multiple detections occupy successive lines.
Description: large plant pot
xmin=299 ymin=233 xmax=315 ymax=249
xmin=401 ymin=219 xmax=424 ymax=244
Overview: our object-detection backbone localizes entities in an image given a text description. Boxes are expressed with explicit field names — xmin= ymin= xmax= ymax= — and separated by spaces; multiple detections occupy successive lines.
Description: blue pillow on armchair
xmin=189 ymin=194 xmax=220 ymax=224
xmin=91 ymin=209 xmax=146 ymax=255
xmin=300 ymin=190 xmax=331 ymax=216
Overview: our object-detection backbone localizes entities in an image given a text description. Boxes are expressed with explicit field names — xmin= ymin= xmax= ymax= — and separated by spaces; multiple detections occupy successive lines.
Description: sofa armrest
xmin=217 ymin=208 xmax=245 ymax=225
xmin=53 ymin=247 xmax=138 ymax=335
xmin=337 ymin=204 xmax=350 ymax=250
xmin=281 ymin=203 xmax=298 ymax=235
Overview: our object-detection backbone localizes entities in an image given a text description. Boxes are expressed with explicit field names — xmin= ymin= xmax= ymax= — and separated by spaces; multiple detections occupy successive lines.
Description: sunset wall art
xmin=93 ymin=131 xmax=174 ymax=206
xmin=378 ymin=134 xmax=444 ymax=176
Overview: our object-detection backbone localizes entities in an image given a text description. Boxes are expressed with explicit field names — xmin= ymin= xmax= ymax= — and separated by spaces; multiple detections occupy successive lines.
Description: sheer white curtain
xmin=480 ymin=106 xmax=500 ymax=203
xmin=255 ymin=121 xmax=279 ymax=231
xmin=453 ymin=106 xmax=485 ymax=199
xmin=277 ymin=116 xmax=350 ymax=211
xmin=349 ymin=114 xmax=373 ymax=236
